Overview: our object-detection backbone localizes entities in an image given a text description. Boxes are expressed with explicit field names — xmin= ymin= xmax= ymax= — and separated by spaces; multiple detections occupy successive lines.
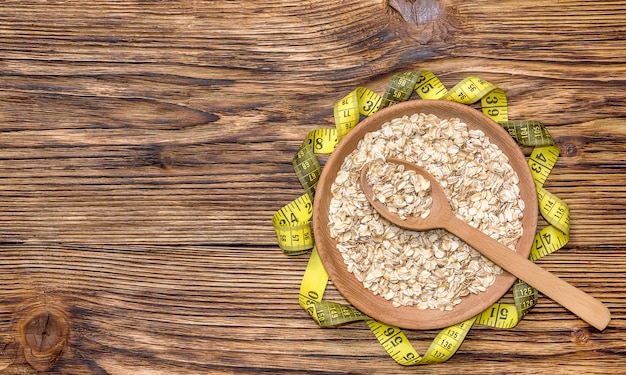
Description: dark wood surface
xmin=1 ymin=1 xmax=625 ymax=373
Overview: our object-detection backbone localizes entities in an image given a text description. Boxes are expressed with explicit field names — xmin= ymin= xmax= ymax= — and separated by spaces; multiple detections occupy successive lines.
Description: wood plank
xmin=1 ymin=0 xmax=625 ymax=373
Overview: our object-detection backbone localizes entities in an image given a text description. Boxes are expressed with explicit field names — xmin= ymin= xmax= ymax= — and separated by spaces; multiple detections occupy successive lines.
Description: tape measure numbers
xmin=273 ymin=70 xmax=570 ymax=365
xmin=366 ymin=317 xmax=475 ymax=365
xmin=481 ymin=88 xmax=509 ymax=123
xmin=474 ymin=280 xmax=538 ymax=328
xmin=381 ymin=71 xmax=420 ymax=108
xmin=443 ymin=76 xmax=499 ymax=105
xmin=272 ymin=193 xmax=314 ymax=255
xmin=299 ymin=247 xmax=369 ymax=326
xmin=414 ymin=70 xmax=448 ymax=100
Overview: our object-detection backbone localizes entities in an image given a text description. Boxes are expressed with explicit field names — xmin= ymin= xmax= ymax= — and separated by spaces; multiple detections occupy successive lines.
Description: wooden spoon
xmin=361 ymin=158 xmax=611 ymax=331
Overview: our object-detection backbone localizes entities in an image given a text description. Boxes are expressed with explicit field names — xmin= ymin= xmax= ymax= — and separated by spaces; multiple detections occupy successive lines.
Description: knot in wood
xmin=570 ymin=327 xmax=591 ymax=345
xmin=555 ymin=136 xmax=582 ymax=157
xmin=158 ymin=149 xmax=175 ymax=169
xmin=17 ymin=306 xmax=69 ymax=371
xmin=562 ymin=142 xmax=579 ymax=157
xmin=386 ymin=0 xmax=457 ymax=43
xmin=389 ymin=0 xmax=444 ymax=25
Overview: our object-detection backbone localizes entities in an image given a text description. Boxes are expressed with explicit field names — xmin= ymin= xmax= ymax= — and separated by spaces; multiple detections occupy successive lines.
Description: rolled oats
xmin=328 ymin=113 xmax=524 ymax=310
xmin=366 ymin=159 xmax=433 ymax=220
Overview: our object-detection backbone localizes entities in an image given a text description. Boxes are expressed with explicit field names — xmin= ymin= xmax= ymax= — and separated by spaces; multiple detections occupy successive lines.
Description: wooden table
xmin=1 ymin=1 xmax=625 ymax=373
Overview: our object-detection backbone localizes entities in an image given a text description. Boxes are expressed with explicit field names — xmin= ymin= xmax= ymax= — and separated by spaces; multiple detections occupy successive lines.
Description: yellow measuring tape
xmin=272 ymin=70 xmax=570 ymax=365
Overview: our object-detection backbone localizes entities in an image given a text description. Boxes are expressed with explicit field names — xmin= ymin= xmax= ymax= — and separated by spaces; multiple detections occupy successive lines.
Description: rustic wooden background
xmin=1 ymin=0 xmax=625 ymax=373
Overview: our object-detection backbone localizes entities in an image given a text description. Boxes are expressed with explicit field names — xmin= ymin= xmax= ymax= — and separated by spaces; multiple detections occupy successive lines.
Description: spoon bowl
xmin=360 ymin=158 xmax=454 ymax=232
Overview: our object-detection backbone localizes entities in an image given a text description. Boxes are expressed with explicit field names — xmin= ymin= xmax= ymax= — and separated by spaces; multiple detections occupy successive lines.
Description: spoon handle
xmin=446 ymin=218 xmax=611 ymax=331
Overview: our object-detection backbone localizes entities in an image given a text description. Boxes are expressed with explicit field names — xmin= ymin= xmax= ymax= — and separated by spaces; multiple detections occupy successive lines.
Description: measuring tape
xmin=273 ymin=70 xmax=570 ymax=365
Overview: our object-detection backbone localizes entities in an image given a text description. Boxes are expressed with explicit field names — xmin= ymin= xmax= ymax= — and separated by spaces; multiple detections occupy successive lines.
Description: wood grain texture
xmin=0 ymin=0 xmax=625 ymax=373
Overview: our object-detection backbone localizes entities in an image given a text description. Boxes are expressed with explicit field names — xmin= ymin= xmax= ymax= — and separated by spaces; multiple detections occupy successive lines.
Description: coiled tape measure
xmin=272 ymin=70 xmax=570 ymax=365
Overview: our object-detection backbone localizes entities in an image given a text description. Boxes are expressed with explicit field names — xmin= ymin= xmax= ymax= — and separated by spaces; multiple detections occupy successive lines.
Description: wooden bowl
xmin=313 ymin=100 xmax=538 ymax=330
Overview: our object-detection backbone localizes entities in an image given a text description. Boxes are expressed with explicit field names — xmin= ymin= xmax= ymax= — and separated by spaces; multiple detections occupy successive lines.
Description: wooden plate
xmin=313 ymin=100 xmax=538 ymax=330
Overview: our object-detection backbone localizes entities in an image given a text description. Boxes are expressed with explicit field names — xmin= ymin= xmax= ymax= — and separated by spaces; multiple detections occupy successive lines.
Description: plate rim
xmin=313 ymin=100 xmax=539 ymax=330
